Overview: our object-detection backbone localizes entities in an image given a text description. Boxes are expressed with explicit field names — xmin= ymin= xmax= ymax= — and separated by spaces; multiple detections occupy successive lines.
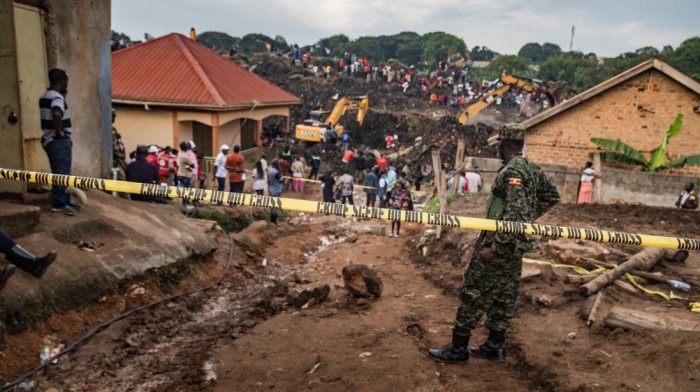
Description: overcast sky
xmin=113 ymin=0 xmax=699 ymax=57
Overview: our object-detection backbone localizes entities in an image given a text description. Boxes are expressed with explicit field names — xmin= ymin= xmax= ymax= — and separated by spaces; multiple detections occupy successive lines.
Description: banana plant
xmin=590 ymin=114 xmax=700 ymax=171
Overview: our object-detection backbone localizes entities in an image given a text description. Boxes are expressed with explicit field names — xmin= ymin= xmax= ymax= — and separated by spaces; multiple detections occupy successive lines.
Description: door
xmin=14 ymin=3 xmax=49 ymax=175
xmin=192 ymin=121 xmax=212 ymax=158
xmin=0 ymin=0 xmax=24 ymax=198
xmin=240 ymin=119 xmax=257 ymax=151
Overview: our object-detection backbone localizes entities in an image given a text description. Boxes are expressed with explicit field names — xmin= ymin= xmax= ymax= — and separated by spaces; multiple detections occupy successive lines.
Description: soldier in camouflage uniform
xmin=429 ymin=123 xmax=560 ymax=364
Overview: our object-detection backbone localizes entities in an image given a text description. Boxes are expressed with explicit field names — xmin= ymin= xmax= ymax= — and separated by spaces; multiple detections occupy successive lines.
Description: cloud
xmin=112 ymin=0 xmax=700 ymax=57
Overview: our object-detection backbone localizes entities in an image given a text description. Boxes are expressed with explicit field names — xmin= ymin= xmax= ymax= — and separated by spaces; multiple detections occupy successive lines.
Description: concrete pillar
xmin=211 ymin=112 xmax=219 ymax=156
xmin=594 ymin=152 xmax=602 ymax=203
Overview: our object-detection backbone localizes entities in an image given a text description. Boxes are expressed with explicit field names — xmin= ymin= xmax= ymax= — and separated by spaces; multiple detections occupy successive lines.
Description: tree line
xmin=111 ymin=29 xmax=700 ymax=92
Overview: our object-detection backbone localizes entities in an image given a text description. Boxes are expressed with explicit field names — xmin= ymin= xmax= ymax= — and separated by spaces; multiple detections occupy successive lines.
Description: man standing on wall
xmin=40 ymin=68 xmax=78 ymax=216
xmin=225 ymin=145 xmax=245 ymax=193
xmin=428 ymin=123 xmax=560 ymax=364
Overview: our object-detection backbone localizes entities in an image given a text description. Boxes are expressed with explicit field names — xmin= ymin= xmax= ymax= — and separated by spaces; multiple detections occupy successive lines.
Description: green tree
xmin=670 ymin=36 xmax=700 ymax=81
xmin=541 ymin=43 xmax=562 ymax=61
xmin=590 ymin=114 xmax=700 ymax=171
xmin=518 ymin=42 xmax=543 ymax=62
xmin=420 ymin=32 xmax=467 ymax=70
xmin=238 ymin=33 xmax=276 ymax=55
xmin=198 ymin=31 xmax=239 ymax=53
xmin=486 ymin=55 xmax=533 ymax=78
xmin=319 ymin=34 xmax=350 ymax=57
xmin=111 ymin=30 xmax=131 ymax=42
xmin=539 ymin=51 xmax=593 ymax=89
xmin=470 ymin=45 xmax=497 ymax=61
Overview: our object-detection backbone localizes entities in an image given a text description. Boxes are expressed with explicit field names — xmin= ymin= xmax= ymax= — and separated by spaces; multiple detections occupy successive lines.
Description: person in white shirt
xmin=577 ymin=161 xmax=596 ymax=204
xmin=464 ymin=165 xmax=482 ymax=193
xmin=214 ymin=144 xmax=230 ymax=193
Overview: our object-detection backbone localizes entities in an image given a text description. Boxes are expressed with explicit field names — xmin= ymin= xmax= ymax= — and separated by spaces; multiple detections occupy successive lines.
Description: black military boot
xmin=428 ymin=328 xmax=470 ymax=364
xmin=6 ymin=247 xmax=57 ymax=278
xmin=470 ymin=329 xmax=506 ymax=362
xmin=0 ymin=265 xmax=16 ymax=290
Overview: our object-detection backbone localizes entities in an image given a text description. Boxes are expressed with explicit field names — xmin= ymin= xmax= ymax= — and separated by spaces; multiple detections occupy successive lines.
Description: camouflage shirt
xmin=484 ymin=153 xmax=560 ymax=256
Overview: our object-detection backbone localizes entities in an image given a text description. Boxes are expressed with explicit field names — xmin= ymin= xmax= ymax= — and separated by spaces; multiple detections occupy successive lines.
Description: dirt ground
xmin=3 ymin=184 xmax=699 ymax=391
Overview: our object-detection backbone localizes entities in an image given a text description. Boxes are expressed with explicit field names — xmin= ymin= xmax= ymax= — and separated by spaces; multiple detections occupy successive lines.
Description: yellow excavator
xmin=456 ymin=75 xmax=554 ymax=124
xmin=295 ymin=96 xmax=369 ymax=143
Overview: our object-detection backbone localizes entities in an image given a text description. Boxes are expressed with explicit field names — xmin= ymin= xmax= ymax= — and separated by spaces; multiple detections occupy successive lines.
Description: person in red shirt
xmin=385 ymin=135 xmax=393 ymax=149
xmin=146 ymin=145 xmax=159 ymax=166
xmin=157 ymin=146 xmax=174 ymax=184
xmin=376 ymin=154 xmax=388 ymax=172
xmin=225 ymin=145 xmax=245 ymax=193
xmin=278 ymin=156 xmax=291 ymax=191
xmin=342 ymin=148 xmax=357 ymax=164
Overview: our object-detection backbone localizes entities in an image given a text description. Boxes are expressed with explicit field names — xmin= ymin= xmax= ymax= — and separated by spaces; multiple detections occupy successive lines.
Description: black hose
xmin=1 ymin=233 xmax=236 ymax=392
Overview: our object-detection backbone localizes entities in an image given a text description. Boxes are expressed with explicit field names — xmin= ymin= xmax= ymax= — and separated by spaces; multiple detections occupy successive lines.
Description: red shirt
xmin=146 ymin=153 xmax=158 ymax=166
xmin=225 ymin=153 xmax=245 ymax=182
xmin=377 ymin=157 xmax=387 ymax=171
xmin=342 ymin=150 xmax=357 ymax=163
xmin=157 ymin=152 xmax=171 ymax=176
xmin=385 ymin=135 xmax=393 ymax=148
xmin=279 ymin=159 xmax=291 ymax=176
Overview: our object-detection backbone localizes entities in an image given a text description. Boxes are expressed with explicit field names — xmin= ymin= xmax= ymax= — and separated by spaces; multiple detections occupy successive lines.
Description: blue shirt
xmin=267 ymin=168 xmax=283 ymax=196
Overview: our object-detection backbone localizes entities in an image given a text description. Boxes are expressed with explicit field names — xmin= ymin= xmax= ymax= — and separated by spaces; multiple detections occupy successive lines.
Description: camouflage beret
xmin=498 ymin=123 xmax=526 ymax=141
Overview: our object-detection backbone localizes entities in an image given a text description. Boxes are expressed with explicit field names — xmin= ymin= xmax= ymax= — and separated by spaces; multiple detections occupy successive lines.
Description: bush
xmin=424 ymin=193 xmax=455 ymax=214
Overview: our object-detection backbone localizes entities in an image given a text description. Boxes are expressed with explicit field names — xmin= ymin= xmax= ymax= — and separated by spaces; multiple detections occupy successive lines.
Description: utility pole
xmin=569 ymin=26 xmax=575 ymax=51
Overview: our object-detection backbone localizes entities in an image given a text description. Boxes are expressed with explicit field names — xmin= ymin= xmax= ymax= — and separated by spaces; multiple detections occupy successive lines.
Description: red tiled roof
xmin=112 ymin=33 xmax=300 ymax=109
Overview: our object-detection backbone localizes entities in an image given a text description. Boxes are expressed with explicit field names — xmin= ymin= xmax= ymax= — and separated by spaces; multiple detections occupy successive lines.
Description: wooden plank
xmin=605 ymin=307 xmax=700 ymax=332
xmin=587 ymin=291 xmax=605 ymax=327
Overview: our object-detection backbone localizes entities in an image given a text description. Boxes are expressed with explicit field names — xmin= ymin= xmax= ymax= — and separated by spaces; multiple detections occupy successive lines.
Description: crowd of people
xmin=286 ymin=45 xmax=554 ymax=116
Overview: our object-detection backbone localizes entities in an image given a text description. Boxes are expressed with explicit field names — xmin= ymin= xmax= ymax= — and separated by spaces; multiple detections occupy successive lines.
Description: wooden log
xmin=604 ymin=307 xmax=700 ymax=332
xmin=579 ymin=248 xmax=682 ymax=296
xmin=612 ymin=279 xmax=638 ymax=294
xmin=593 ymin=152 xmax=602 ymax=203
xmin=565 ymin=274 xmax=600 ymax=284
xmin=431 ymin=148 xmax=447 ymax=239
xmin=451 ymin=139 xmax=466 ymax=197
xmin=581 ymin=257 xmax=681 ymax=283
xmin=587 ymin=291 xmax=605 ymax=327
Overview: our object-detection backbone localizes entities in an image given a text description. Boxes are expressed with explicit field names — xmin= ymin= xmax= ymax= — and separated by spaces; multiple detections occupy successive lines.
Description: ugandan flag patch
xmin=508 ymin=178 xmax=522 ymax=186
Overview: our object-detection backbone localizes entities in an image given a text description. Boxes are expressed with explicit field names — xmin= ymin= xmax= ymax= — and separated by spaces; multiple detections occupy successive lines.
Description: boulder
xmin=342 ymin=264 xmax=383 ymax=298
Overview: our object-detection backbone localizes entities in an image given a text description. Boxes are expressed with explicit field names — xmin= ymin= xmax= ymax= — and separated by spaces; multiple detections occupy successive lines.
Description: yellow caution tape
xmin=690 ymin=302 xmax=700 ymax=314
xmin=624 ymin=273 xmax=687 ymax=301
xmin=523 ymin=258 xmax=694 ymax=310
xmin=522 ymin=258 xmax=606 ymax=275
xmin=1 ymin=168 xmax=699 ymax=251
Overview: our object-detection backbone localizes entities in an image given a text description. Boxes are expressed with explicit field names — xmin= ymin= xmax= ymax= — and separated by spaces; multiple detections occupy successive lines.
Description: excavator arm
xmin=295 ymin=96 xmax=369 ymax=143
xmin=457 ymin=74 xmax=552 ymax=125
xmin=327 ymin=96 xmax=369 ymax=126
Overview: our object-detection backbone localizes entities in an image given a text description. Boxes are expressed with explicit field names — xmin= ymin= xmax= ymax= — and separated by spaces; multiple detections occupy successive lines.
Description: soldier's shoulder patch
xmin=508 ymin=177 xmax=522 ymax=186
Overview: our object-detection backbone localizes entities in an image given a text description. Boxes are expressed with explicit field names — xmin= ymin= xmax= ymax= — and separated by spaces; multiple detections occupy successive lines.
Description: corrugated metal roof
xmin=112 ymin=33 xmax=300 ymax=108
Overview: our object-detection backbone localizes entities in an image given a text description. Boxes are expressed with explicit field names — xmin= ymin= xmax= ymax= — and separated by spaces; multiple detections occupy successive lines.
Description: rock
xmin=342 ymin=264 xmax=383 ymax=298
xmin=286 ymin=285 xmax=330 ymax=308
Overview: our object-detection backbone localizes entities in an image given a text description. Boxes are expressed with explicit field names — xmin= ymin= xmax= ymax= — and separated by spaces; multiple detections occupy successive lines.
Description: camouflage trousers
xmin=454 ymin=250 xmax=522 ymax=332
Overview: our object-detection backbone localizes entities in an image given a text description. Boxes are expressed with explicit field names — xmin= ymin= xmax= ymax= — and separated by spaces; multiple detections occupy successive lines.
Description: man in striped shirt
xmin=40 ymin=68 xmax=78 ymax=216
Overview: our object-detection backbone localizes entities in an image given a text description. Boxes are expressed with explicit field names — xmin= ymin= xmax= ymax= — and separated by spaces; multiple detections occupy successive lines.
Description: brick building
xmin=522 ymin=58 xmax=700 ymax=176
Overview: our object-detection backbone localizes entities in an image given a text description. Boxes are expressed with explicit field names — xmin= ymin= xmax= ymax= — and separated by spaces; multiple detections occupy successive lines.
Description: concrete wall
xmin=219 ymin=119 xmax=241 ymax=150
xmin=45 ymin=0 xmax=111 ymax=178
xmin=468 ymin=156 xmax=700 ymax=207
xmin=114 ymin=107 xmax=174 ymax=151
xmin=526 ymin=69 xmax=700 ymax=176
